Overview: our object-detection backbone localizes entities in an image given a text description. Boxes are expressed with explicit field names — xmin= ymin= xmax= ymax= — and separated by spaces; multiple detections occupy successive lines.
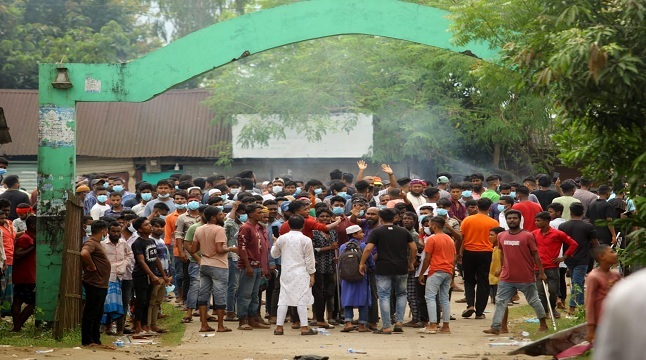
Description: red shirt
xmin=237 ymin=222 xmax=264 ymax=269
xmin=531 ymin=228 xmax=578 ymax=269
xmin=279 ymin=215 xmax=327 ymax=239
xmin=512 ymin=201 xmax=543 ymax=232
xmin=498 ymin=230 xmax=538 ymax=283
xmin=449 ymin=199 xmax=467 ymax=221
xmin=13 ymin=230 xmax=36 ymax=284
xmin=1 ymin=220 xmax=15 ymax=265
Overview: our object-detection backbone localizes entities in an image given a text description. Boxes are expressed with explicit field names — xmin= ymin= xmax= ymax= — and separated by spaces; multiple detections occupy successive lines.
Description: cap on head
xmin=346 ymin=225 xmax=362 ymax=235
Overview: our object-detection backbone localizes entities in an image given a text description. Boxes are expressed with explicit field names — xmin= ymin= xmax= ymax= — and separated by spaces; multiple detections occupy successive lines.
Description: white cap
xmin=346 ymin=225 xmax=362 ymax=235
xmin=208 ymin=189 xmax=222 ymax=196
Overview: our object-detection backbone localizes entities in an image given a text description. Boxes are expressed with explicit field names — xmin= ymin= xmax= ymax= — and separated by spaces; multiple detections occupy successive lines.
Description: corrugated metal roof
xmin=0 ymin=89 xmax=229 ymax=158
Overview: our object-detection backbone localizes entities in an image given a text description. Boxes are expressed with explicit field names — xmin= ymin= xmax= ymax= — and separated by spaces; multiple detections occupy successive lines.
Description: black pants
xmin=270 ymin=266 xmax=281 ymax=317
xmin=462 ymin=250 xmax=492 ymax=316
xmin=133 ymin=276 xmax=152 ymax=326
xmin=415 ymin=281 xmax=428 ymax=323
xmin=312 ymin=272 xmax=336 ymax=322
xmin=81 ymin=282 xmax=107 ymax=345
xmin=368 ymin=272 xmax=379 ymax=324
xmin=559 ymin=267 xmax=567 ymax=299
xmin=181 ymin=261 xmax=190 ymax=300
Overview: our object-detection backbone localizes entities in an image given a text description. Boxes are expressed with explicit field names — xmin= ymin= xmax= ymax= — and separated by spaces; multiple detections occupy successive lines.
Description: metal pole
xmin=542 ymin=280 xmax=557 ymax=331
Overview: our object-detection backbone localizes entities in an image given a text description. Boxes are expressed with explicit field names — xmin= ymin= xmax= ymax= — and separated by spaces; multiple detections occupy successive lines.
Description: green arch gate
xmin=36 ymin=0 xmax=496 ymax=320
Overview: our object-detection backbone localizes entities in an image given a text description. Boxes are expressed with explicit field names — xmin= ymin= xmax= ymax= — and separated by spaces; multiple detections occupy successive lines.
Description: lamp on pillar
xmin=51 ymin=67 xmax=73 ymax=89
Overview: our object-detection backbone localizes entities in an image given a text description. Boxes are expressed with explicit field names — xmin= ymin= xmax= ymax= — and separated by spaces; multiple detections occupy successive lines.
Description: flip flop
xmin=373 ymin=329 xmax=392 ymax=335
xmin=206 ymin=316 xmax=218 ymax=322
xmin=300 ymin=328 xmax=318 ymax=336
xmin=393 ymin=326 xmax=403 ymax=333
xmin=340 ymin=326 xmax=355 ymax=333
xmin=462 ymin=308 xmax=475 ymax=318
xmin=199 ymin=327 xmax=215 ymax=332
xmin=181 ymin=317 xmax=192 ymax=323
xmin=217 ymin=327 xmax=232 ymax=332
xmin=237 ymin=324 xmax=253 ymax=330
xmin=417 ymin=328 xmax=437 ymax=334
xmin=273 ymin=329 xmax=284 ymax=335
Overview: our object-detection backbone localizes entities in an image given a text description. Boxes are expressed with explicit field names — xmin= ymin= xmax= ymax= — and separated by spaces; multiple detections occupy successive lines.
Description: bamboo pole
xmin=53 ymin=193 xmax=83 ymax=340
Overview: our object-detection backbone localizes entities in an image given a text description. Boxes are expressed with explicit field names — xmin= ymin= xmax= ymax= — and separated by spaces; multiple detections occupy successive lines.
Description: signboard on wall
xmin=232 ymin=114 xmax=373 ymax=158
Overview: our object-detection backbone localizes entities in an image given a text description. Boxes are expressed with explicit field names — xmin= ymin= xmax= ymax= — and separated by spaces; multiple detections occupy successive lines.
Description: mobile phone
xmin=552 ymin=172 xmax=560 ymax=183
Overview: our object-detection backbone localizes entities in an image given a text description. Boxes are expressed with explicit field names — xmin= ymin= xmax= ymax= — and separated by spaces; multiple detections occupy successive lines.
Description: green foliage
xmin=450 ymin=0 xmax=646 ymax=192
xmin=0 ymin=0 xmax=161 ymax=89
xmin=204 ymin=28 xmax=552 ymax=172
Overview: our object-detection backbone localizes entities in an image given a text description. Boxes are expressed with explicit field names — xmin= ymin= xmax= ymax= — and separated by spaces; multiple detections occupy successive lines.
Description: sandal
xmin=273 ymin=329 xmax=284 ymax=335
xmin=393 ymin=326 xmax=403 ymax=333
xmin=181 ymin=317 xmax=193 ymax=323
xmin=340 ymin=326 xmax=355 ymax=333
xmin=373 ymin=328 xmax=392 ymax=335
xmin=417 ymin=328 xmax=437 ymax=334
xmin=300 ymin=328 xmax=318 ymax=336
xmin=217 ymin=327 xmax=232 ymax=332
xmin=199 ymin=327 xmax=215 ymax=332
xmin=237 ymin=324 xmax=253 ymax=330
xmin=206 ymin=316 xmax=218 ymax=322
xmin=462 ymin=308 xmax=475 ymax=318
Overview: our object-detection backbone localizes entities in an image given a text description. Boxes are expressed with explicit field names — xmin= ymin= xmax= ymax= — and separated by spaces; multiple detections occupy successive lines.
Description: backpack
xmin=338 ymin=241 xmax=364 ymax=282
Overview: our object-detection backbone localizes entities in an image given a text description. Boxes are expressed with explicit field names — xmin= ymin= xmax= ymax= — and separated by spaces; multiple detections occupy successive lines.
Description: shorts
xmin=13 ymin=283 xmax=36 ymax=306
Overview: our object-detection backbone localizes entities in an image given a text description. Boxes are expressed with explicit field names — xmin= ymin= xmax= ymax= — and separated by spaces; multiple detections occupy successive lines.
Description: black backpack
xmin=339 ymin=241 xmax=364 ymax=282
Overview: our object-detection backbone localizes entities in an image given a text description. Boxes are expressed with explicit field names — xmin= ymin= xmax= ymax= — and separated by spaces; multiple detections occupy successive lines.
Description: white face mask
xmin=423 ymin=227 xmax=432 ymax=235
xmin=230 ymin=188 xmax=241 ymax=195
xmin=85 ymin=225 xmax=91 ymax=236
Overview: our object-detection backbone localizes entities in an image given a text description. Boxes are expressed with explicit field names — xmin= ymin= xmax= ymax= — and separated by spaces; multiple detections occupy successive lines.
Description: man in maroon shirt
xmin=483 ymin=210 xmax=548 ymax=335
xmin=237 ymin=204 xmax=270 ymax=330
xmin=512 ymin=186 xmax=543 ymax=232
xmin=532 ymin=211 xmax=578 ymax=318
xmin=11 ymin=215 xmax=36 ymax=332
xmin=449 ymin=183 xmax=467 ymax=221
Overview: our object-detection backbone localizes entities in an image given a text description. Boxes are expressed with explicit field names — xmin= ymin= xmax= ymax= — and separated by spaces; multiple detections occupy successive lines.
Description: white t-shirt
xmin=90 ymin=203 xmax=110 ymax=220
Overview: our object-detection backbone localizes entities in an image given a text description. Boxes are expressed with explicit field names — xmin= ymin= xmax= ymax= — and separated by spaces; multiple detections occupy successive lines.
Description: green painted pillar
xmin=36 ymin=64 xmax=77 ymax=321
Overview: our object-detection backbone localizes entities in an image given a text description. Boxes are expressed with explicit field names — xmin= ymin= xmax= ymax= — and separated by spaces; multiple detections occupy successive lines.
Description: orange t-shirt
xmin=460 ymin=213 xmax=498 ymax=252
xmin=423 ymin=233 xmax=455 ymax=275
xmin=164 ymin=210 xmax=181 ymax=249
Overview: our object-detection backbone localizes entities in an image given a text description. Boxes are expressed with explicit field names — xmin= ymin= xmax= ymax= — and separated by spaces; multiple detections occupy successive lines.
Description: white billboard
xmin=232 ymin=114 xmax=373 ymax=158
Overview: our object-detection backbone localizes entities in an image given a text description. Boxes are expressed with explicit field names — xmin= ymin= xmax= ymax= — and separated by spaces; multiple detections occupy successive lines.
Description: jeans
xmin=227 ymin=258 xmax=240 ymax=312
xmin=375 ymin=274 xmax=407 ymax=329
xmin=536 ymin=268 xmax=560 ymax=313
xmin=198 ymin=265 xmax=228 ymax=309
xmin=173 ymin=256 xmax=184 ymax=297
xmin=344 ymin=306 xmax=368 ymax=324
xmin=568 ymin=264 xmax=587 ymax=307
xmin=312 ymin=272 xmax=336 ymax=322
xmin=185 ymin=262 xmax=200 ymax=309
xmin=425 ymin=271 xmax=451 ymax=324
xmin=491 ymin=281 xmax=545 ymax=330
xmin=81 ymin=282 xmax=107 ymax=345
xmin=462 ymin=250 xmax=492 ymax=316
xmin=237 ymin=267 xmax=261 ymax=319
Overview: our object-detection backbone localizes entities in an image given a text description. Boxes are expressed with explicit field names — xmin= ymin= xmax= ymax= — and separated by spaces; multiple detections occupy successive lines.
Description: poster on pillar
xmin=38 ymin=106 xmax=76 ymax=148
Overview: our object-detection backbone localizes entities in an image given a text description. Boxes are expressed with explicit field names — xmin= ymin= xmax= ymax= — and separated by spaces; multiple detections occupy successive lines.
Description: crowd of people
xmin=0 ymin=158 xmax=638 ymax=351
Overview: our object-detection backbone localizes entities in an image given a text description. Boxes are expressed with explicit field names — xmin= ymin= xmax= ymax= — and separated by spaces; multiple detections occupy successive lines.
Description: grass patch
xmin=506 ymin=303 xmax=590 ymax=360
xmin=0 ymin=301 xmax=186 ymax=348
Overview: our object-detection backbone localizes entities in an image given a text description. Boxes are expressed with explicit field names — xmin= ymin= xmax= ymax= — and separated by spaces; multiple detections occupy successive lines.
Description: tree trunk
xmin=492 ymin=144 xmax=501 ymax=168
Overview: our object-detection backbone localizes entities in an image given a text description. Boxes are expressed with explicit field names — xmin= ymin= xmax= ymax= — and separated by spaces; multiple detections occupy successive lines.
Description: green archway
xmin=37 ymin=0 xmax=496 ymax=320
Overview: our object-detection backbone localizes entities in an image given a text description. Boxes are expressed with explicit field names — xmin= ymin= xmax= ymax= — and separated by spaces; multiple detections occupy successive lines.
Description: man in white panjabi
xmin=270 ymin=215 xmax=318 ymax=336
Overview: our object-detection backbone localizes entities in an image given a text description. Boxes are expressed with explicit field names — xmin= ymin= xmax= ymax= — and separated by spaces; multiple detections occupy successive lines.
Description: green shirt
xmin=183 ymin=220 xmax=203 ymax=263
xmin=480 ymin=189 xmax=500 ymax=203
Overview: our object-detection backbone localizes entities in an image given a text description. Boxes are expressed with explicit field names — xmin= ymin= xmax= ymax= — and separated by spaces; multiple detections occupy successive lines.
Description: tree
xmin=450 ymin=0 xmax=646 ymax=264
xmin=0 ymin=0 xmax=161 ymax=89
xmin=203 ymin=28 xmax=553 ymax=176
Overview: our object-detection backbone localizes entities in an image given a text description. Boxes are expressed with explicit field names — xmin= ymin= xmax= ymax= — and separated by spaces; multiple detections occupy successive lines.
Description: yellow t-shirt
xmin=489 ymin=246 xmax=502 ymax=285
